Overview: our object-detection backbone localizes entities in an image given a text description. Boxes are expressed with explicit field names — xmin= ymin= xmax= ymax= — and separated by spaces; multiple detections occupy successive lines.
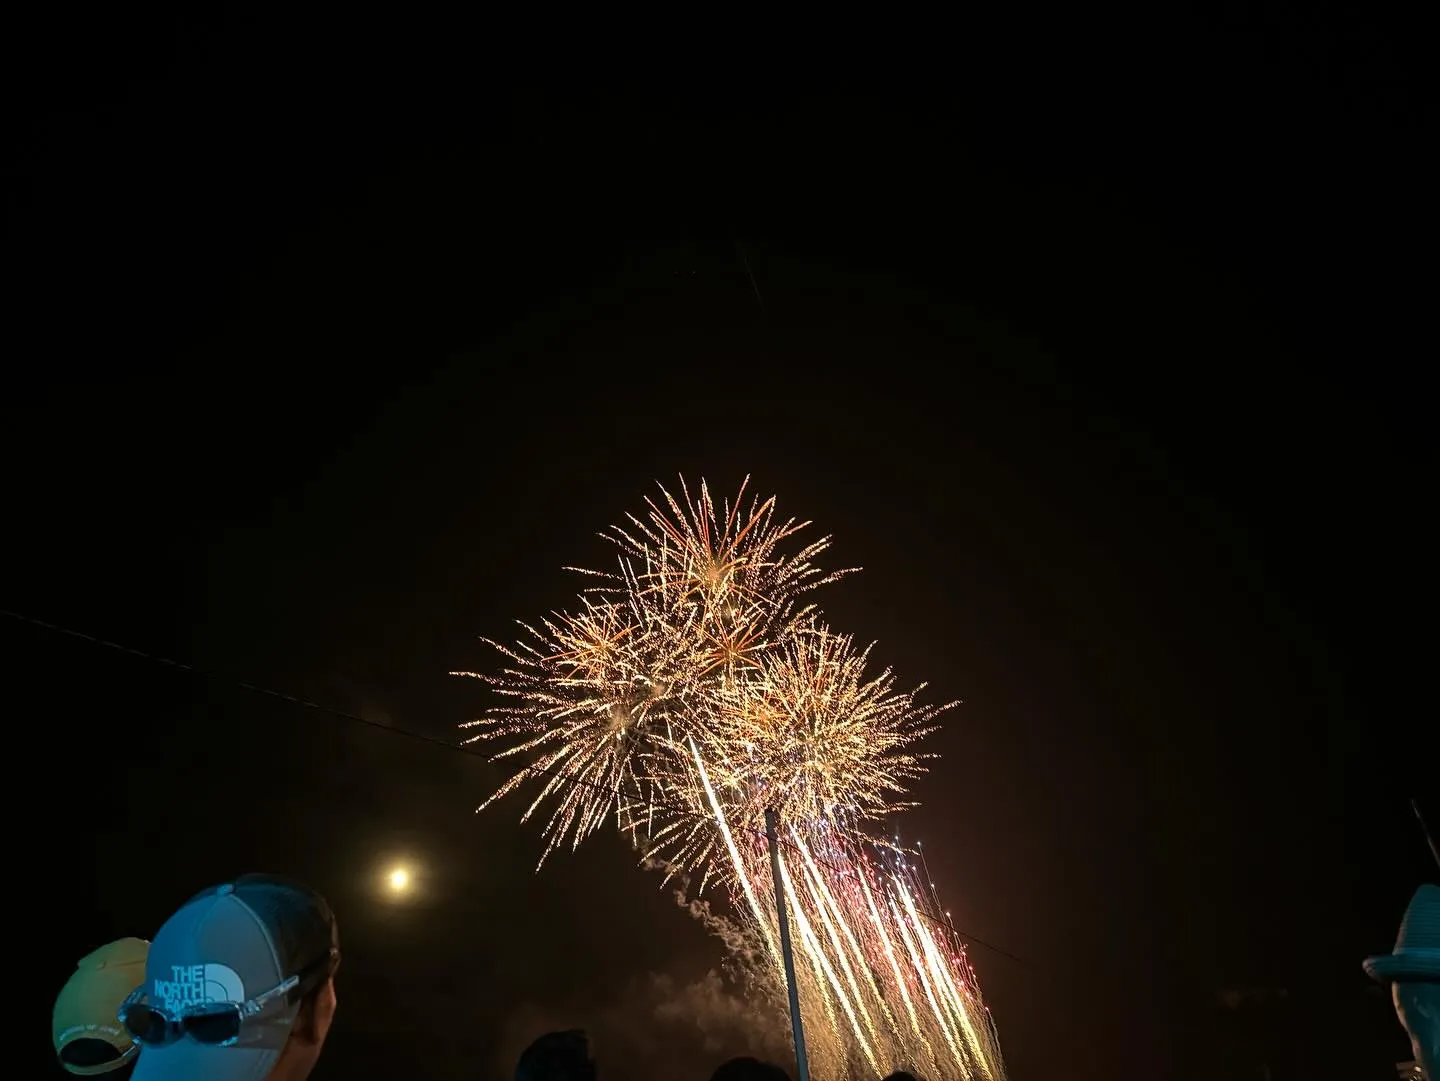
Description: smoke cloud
xmin=493 ymin=875 xmax=790 ymax=1079
xmin=494 ymin=967 xmax=789 ymax=1079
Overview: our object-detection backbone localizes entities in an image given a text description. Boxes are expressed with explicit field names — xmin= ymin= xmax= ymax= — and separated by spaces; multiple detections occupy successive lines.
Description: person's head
xmin=123 ymin=874 xmax=340 ymax=1081
xmin=1393 ymin=982 xmax=1440 ymax=1080
xmin=708 ymin=1056 xmax=792 ymax=1081
xmin=1364 ymin=883 xmax=1440 ymax=1081
xmin=53 ymin=937 xmax=150 ymax=1077
xmin=514 ymin=1029 xmax=596 ymax=1081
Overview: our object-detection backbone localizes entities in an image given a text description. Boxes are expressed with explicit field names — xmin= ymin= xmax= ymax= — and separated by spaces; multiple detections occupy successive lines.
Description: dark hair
xmin=515 ymin=1029 xmax=596 ymax=1081
xmin=883 ymin=1072 xmax=924 ymax=1081
xmin=709 ymin=1057 xmax=792 ymax=1081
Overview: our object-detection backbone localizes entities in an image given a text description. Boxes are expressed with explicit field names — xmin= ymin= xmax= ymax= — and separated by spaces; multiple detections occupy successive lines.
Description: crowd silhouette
xmin=52 ymin=872 xmax=1438 ymax=1080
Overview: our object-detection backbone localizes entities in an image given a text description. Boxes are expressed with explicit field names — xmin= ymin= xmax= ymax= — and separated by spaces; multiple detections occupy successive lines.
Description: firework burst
xmin=453 ymin=598 xmax=696 ymax=864
xmin=455 ymin=476 xmax=852 ymax=866
xmin=456 ymin=476 xmax=1006 ymax=1080
xmin=600 ymin=475 xmax=854 ymax=652
xmin=704 ymin=623 xmax=948 ymax=831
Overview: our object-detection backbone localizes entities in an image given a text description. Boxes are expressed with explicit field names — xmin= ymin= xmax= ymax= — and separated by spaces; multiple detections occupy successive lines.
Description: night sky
xmin=8 ymin=9 xmax=1432 ymax=1081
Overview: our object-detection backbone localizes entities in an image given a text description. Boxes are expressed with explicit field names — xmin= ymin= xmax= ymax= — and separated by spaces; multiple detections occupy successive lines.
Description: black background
xmin=6 ymin=6 xmax=1432 ymax=1080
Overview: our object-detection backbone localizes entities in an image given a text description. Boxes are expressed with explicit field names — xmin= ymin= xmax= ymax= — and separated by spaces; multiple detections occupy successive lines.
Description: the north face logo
xmin=152 ymin=964 xmax=245 ymax=1011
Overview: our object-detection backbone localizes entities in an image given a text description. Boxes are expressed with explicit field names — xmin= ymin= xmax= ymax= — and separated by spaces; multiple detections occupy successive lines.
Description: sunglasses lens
xmin=185 ymin=1006 xmax=241 ymax=1045
xmin=123 ymin=1005 xmax=169 ymax=1044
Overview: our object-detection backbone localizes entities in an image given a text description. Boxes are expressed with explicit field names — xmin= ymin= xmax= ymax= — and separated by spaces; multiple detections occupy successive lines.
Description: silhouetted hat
xmin=1364 ymin=884 xmax=1440 ymax=984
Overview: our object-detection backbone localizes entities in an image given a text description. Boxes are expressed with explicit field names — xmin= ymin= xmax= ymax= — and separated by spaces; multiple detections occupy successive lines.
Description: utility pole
xmin=765 ymin=808 xmax=810 ymax=1081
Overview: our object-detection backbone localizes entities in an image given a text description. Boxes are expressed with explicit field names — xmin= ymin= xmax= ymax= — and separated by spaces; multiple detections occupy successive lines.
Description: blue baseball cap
xmin=128 ymin=875 xmax=338 ymax=1081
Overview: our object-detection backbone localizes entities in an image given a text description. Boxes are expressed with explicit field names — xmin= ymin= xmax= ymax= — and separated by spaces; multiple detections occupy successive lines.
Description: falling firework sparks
xmin=456 ymin=477 xmax=1007 ymax=1080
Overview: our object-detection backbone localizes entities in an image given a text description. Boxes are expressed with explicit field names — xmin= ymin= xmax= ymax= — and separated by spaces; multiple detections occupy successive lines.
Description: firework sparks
xmin=456 ymin=477 xmax=852 ymax=864
xmin=704 ymin=623 xmax=948 ymax=830
xmin=453 ymin=598 xmax=697 ymax=864
xmin=603 ymin=475 xmax=853 ymax=649
xmin=456 ymin=477 xmax=1006 ymax=1080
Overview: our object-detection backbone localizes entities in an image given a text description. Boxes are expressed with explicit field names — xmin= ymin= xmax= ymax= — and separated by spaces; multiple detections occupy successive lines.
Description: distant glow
xmin=387 ymin=866 xmax=410 ymax=892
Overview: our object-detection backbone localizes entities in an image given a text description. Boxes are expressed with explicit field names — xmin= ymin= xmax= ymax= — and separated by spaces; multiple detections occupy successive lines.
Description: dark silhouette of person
xmin=1364 ymin=884 xmax=1440 ymax=1081
xmin=709 ymin=1057 xmax=791 ymax=1081
xmin=515 ymin=1029 xmax=597 ymax=1081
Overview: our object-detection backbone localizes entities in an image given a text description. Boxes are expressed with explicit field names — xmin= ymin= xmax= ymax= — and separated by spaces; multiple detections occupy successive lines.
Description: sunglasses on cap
xmin=118 ymin=947 xmax=339 ymax=1048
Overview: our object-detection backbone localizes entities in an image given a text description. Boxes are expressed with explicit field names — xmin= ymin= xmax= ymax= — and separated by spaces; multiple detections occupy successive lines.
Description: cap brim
xmin=56 ymin=1042 xmax=140 ymax=1077
xmin=131 ymin=1042 xmax=280 ymax=1081
xmin=1364 ymin=953 xmax=1440 ymax=983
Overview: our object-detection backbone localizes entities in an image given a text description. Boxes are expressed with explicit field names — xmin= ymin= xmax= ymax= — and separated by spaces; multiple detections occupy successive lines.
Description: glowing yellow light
xmin=388 ymin=867 xmax=410 ymax=892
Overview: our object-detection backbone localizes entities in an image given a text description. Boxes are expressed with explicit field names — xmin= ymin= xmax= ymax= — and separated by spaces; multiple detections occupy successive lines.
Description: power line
xmin=2 ymin=606 xmax=1025 ymax=966
xmin=735 ymin=237 xmax=767 ymax=318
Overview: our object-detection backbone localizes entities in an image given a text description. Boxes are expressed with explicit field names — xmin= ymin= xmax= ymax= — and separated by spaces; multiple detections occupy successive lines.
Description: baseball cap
xmin=127 ymin=874 xmax=339 ymax=1081
xmin=53 ymin=937 xmax=149 ymax=1075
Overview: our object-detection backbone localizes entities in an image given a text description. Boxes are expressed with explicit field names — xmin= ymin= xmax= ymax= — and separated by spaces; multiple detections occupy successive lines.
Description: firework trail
xmin=456 ymin=477 xmax=1006 ymax=1080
